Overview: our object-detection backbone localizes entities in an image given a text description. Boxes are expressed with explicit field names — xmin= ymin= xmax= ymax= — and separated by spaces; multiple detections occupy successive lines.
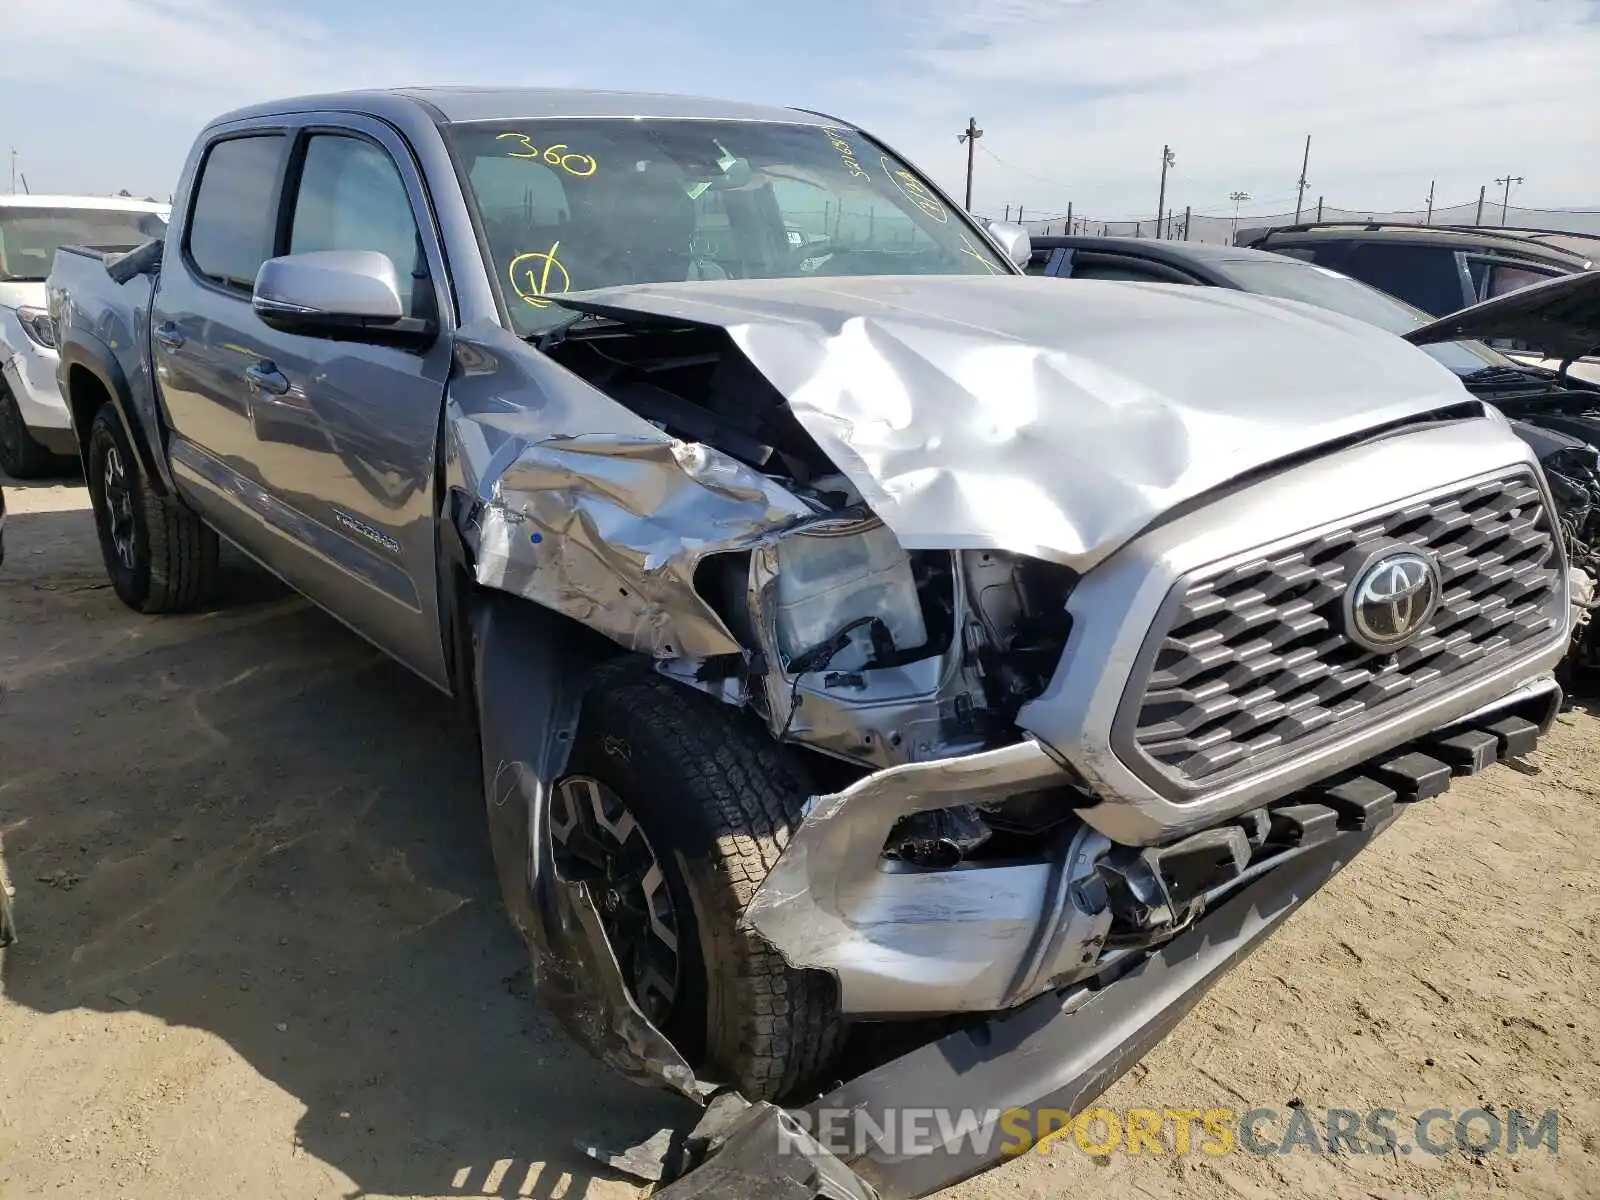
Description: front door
xmin=237 ymin=117 xmax=454 ymax=685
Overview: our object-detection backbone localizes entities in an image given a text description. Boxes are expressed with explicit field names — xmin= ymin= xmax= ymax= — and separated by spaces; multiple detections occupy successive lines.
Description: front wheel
xmin=86 ymin=407 xmax=219 ymax=613
xmin=554 ymin=660 xmax=844 ymax=1102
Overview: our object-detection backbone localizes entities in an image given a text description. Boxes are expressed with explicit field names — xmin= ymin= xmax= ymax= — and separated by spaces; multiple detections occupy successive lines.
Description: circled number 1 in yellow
xmin=508 ymin=243 xmax=571 ymax=308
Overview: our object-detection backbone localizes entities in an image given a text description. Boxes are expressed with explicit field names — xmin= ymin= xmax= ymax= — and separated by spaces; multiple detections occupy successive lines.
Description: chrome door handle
xmin=153 ymin=324 xmax=185 ymax=350
xmin=244 ymin=362 xmax=291 ymax=396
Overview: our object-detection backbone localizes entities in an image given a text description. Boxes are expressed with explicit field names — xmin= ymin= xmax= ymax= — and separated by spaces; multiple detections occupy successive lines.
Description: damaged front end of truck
xmin=449 ymin=275 xmax=1570 ymax=1198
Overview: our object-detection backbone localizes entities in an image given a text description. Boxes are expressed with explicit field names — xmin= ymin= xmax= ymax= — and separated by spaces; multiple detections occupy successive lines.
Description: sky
xmin=2 ymin=0 xmax=1597 ymax=225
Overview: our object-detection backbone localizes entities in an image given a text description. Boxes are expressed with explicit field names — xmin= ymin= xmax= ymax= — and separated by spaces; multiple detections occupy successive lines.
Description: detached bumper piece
xmin=650 ymin=1095 xmax=879 ymax=1200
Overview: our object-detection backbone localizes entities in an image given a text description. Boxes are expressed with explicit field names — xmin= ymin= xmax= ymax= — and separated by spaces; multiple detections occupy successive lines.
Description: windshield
xmin=1211 ymin=256 xmax=1509 ymax=376
xmin=448 ymin=118 xmax=1009 ymax=335
xmin=0 ymin=206 xmax=168 ymax=282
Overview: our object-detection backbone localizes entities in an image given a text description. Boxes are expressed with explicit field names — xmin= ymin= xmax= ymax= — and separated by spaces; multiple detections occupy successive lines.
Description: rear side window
xmin=288 ymin=134 xmax=425 ymax=314
xmin=1485 ymin=260 xmax=1560 ymax=300
xmin=1341 ymin=243 xmax=1465 ymax=316
xmin=186 ymin=135 xmax=285 ymax=290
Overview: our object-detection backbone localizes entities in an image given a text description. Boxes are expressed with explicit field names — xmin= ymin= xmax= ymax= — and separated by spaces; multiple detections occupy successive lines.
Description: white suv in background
xmin=1 ymin=195 xmax=168 ymax=476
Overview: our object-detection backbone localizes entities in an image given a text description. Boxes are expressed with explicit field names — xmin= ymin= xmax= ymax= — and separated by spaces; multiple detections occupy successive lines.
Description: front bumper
xmin=742 ymin=675 xmax=1561 ymax=1018
xmin=665 ymin=679 xmax=1559 ymax=1199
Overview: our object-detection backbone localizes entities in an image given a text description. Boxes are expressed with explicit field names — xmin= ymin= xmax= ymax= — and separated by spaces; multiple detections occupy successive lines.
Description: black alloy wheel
xmin=549 ymin=774 xmax=682 ymax=1026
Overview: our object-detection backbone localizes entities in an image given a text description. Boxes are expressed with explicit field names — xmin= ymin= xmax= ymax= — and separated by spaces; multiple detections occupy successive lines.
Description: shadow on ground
xmin=0 ymin=499 xmax=689 ymax=1197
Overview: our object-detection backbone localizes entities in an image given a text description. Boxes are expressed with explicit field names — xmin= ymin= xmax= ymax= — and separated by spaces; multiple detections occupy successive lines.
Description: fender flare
xmin=469 ymin=589 xmax=718 ymax=1103
xmin=56 ymin=333 xmax=174 ymax=495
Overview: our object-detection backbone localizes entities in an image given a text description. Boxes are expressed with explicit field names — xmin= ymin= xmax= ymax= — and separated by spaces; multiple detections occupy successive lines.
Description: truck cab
xmin=46 ymin=89 xmax=1572 ymax=1199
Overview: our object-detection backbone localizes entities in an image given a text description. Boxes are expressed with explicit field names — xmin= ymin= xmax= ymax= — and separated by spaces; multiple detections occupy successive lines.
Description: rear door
xmin=153 ymin=128 xmax=290 ymax=531
xmin=239 ymin=116 xmax=454 ymax=685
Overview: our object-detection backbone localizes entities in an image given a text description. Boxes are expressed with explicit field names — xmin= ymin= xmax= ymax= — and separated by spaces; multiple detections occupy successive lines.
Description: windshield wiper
xmin=534 ymin=311 xmax=619 ymax=352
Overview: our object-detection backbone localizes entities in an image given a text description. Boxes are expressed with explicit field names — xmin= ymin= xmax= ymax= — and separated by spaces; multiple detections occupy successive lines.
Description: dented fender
xmin=447 ymin=323 xmax=815 ymax=662
xmin=470 ymin=591 xmax=718 ymax=1102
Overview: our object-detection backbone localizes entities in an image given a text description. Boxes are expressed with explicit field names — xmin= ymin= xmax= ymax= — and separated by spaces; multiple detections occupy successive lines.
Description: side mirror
xmin=252 ymin=250 xmax=434 ymax=344
xmin=986 ymin=220 xmax=1032 ymax=268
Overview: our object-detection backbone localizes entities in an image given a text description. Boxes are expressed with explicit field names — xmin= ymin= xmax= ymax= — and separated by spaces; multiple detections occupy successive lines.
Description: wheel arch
xmin=56 ymin=335 xmax=172 ymax=496
xmin=468 ymin=587 xmax=716 ymax=1101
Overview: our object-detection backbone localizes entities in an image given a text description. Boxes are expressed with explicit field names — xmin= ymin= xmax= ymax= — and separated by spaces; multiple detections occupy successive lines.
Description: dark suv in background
xmin=1236 ymin=221 xmax=1596 ymax=316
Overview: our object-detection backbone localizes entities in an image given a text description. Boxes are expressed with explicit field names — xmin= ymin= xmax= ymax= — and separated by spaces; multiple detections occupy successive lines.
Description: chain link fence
xmin=984 ymin=203 xmax=1600 ymax=247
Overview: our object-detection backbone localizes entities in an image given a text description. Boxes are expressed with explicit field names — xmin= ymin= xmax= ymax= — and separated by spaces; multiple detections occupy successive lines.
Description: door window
xmin=287 ymin=135 xmax=426 ymax=314
xmin=1341 ymin=243 xmax=1465 ymax=315
xmin=186 ymin=135 xmax=286 ymax=290
xmin=1072 ymin=260 xmax=1170 ymax=282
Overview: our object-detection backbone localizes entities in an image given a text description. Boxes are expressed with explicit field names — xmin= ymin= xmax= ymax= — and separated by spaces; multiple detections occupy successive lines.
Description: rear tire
xmin=556 ymin=659 xmax=844 ymax=1102
xmin=0 ymin=380 xmax=57 ymax=479
xmin=85 ymin=406 xmax=219 ymax=613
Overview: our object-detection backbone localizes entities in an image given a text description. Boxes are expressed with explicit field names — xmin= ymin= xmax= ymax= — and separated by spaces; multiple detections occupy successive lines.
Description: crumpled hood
xmin=558 ymin=274 xmax=1477 ymax=570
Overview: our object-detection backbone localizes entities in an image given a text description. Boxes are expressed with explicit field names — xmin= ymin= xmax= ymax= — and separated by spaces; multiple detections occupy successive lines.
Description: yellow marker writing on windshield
xmin=496 ymin=131 xmax=542 ymax=160
xmin=881 ymin=156 xmax=949 ymax=224
xmin=820 ymin=127 xmax=870 ymax=181
xmin=494 ymin=133 xmax=598 ymax=178
xmin=958 ymin=233 xmax=1005 ymax=274
xmin=508 ymin=242 xmax=572 ymax=308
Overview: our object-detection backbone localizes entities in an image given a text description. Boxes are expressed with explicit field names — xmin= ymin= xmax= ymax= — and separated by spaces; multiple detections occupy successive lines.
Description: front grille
xmin=1127 ymin=473 xmax=1562 ymax=785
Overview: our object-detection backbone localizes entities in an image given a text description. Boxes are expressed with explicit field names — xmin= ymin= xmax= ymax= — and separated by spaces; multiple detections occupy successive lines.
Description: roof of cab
xmin=1029 ymin=235 xmax=1292 ymax=266
xmin=1243 ymin=222 xmax=1594 ymax=267
xmin=210 ymin=86 xmax=842 ymax=130
xmin=0 ymin=194 xmax=169 ymax=213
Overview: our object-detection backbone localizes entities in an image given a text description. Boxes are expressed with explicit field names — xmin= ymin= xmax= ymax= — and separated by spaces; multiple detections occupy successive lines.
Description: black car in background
xmin=1029 ymin=234 xmax=1600 ymax=677
xmin=1233 ymin=221 xmax=1596 ymax=317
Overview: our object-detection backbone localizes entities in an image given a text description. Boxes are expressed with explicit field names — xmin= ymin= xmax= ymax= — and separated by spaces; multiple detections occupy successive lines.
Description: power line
xmin=974 ymin=143 xmax=1077 ymax=196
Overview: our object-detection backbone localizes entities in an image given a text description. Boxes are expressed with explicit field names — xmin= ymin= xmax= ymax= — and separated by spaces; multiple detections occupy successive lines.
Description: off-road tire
xmin=0 ymin=379 xmax=57 ymax=479
xmin=565 ymin=658 xmax=845 ymax=1101
xmin=86 ymin=407 xmax=219 ymax=613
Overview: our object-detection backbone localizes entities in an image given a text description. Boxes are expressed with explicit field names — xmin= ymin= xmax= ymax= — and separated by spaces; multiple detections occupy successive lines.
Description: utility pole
xmin=1066 ymin=200 xmax=1073 ymax=234
xmin=1017 ymin=205 xmax=1024 ymax=224
xmin=1293 ymin=134 xmax=1311 ymax=223
xmin=1316 ymin=196 xmax=1324 ymax=221
xmin=1003 ymin=204 xmax=1010 ymax=222
xmin=1425 ymin=180 xmax=1435 ymax=226
xmin=1183 ymin=205 xmax=1191 ymax=241
xmin=1475 ymin=185 xmax=1486 ymax=225
xmin=1228 ymin=191 xmax=1250 ymax=242
xmin=958 ymin=118 xmax=982 ymax=212
xmin=1495 ymin=174 xmax=1523 ymax=225
xmin=1155 ymin=145 xmax=1175 ymax=240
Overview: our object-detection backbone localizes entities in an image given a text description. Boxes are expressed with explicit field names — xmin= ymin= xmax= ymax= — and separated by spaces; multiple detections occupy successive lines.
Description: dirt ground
xmin=1 ymin=471 xmax=1597 ymax=1200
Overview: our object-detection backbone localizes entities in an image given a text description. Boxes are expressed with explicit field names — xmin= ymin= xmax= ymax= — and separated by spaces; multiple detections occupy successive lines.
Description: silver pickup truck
xmin=48 ymin=88 xmax=1569 ymax=1198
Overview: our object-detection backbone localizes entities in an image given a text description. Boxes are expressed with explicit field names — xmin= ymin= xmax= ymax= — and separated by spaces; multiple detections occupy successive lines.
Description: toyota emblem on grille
xmin=1344 ymin=547 xmax=1442 ymax=653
